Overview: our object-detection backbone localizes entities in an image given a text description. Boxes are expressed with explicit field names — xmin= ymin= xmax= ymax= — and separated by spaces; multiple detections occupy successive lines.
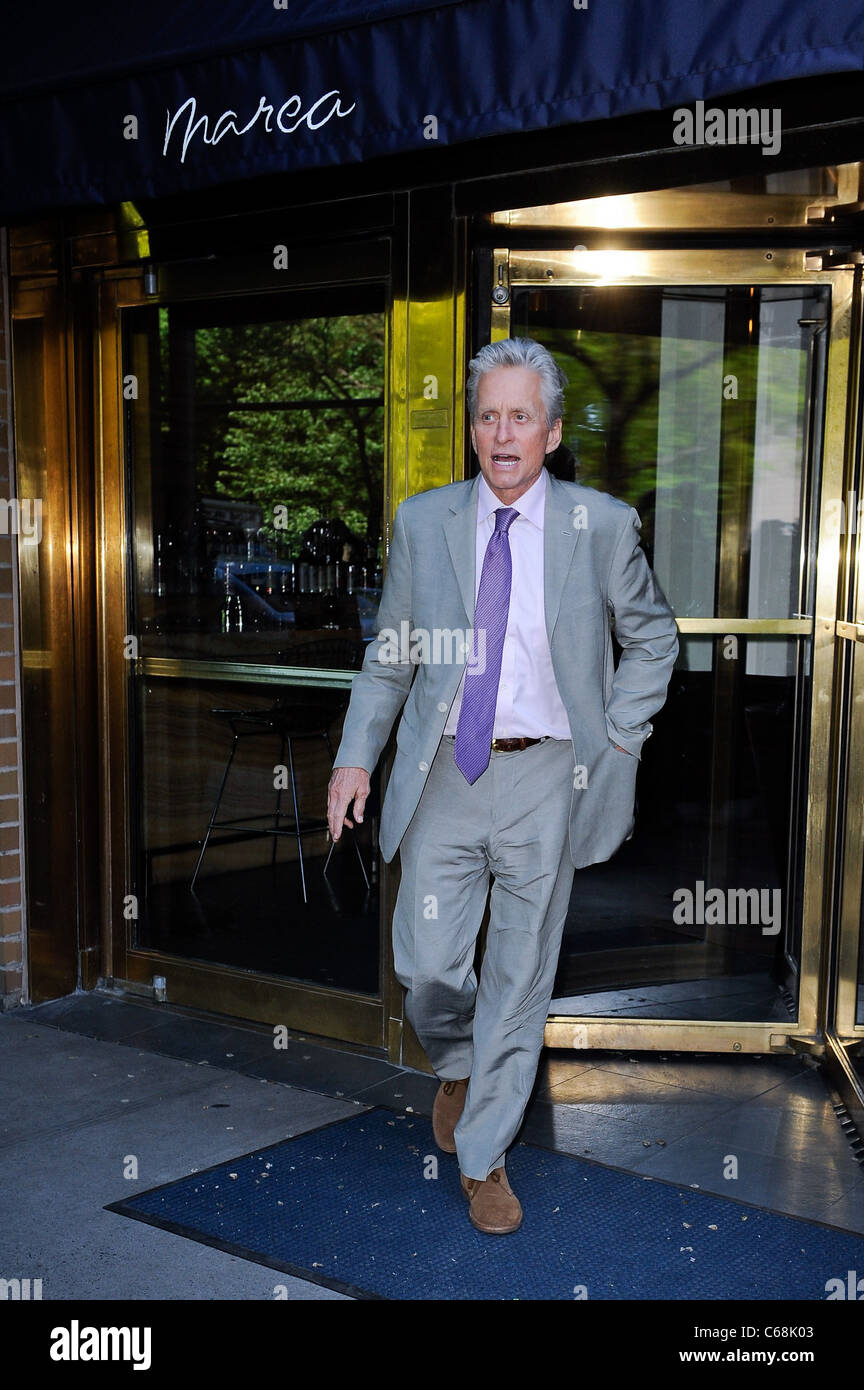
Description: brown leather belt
xmin=490 ymin=736 xmax=546 ymax=752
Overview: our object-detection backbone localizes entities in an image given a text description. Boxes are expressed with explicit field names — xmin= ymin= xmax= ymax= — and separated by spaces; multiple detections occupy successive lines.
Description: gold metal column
xmin=387 ymin=187 xmax=467 ymax=1067
xmin=826 ymin=257 xmax=864 ymax=1123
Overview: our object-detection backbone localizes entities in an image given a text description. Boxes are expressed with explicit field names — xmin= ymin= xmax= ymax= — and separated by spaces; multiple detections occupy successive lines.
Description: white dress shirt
xmin=443 ymin=467 xmax=572 ymax=739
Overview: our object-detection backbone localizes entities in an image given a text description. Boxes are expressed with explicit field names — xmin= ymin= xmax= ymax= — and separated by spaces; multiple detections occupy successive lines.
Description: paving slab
xmin=0 ymin=1017 xmax=364 ymax=1299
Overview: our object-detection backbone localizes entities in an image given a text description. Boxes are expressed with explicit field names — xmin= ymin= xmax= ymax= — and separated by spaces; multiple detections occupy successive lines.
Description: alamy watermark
xmin=0 ymin=498 xmax=41 ymax=544
xmin=49 ymin=1322 xmax=151 ymax=1370
xmin=826 ymin=1270 xmax=864 ymax=1299
xmin=673 ymin=880 xmax=781 ymax=935
xmin=0 ymin=1277 xmax=42 ymax=1299
xmin=377 ymin=622 xmax=487 ymax=671
xmin=673 ymin=100 xmax=781 ymax=157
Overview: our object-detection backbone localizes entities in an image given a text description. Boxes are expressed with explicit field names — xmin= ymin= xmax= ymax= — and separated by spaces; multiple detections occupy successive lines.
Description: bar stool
xmin=191 ymin=643 xmax=370 ymax=903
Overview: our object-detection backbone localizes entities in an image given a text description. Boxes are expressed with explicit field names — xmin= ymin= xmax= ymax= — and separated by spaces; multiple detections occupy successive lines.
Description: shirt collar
xmin=477 ymin=466 xmax=547 ymax=528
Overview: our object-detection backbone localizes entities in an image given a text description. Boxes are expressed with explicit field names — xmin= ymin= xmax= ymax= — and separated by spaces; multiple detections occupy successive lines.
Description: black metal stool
xmin=191 ymin=643 xmax=369 ymax=903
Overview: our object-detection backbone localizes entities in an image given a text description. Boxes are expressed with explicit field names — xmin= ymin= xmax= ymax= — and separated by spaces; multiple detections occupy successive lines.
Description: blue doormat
xmin=106 ymin=1107 xmax=864 ymax=1300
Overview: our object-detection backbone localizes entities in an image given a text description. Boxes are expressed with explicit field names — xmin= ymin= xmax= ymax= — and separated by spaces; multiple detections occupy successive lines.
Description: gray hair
xmin=466 ymin=337 xmax=568 ymax=427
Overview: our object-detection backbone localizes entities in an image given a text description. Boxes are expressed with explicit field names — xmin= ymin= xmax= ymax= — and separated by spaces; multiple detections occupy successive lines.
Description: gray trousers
xmin=392 ymin=734 xmax=576 ymax=1180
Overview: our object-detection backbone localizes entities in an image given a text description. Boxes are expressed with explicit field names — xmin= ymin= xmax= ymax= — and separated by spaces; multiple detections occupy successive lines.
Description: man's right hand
xmin=327 ymin=766 xmax=371 ymax=842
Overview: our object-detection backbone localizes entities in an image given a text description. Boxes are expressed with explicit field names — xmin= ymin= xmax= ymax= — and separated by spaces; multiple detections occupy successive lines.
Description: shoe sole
xmin=468 ymin=1209 xmax=523 ymax=1235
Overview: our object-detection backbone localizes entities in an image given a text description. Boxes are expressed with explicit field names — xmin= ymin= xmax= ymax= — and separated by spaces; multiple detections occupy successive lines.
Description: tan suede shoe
xmin=460 ymin=1167 xmax=523 ymax=1234
xmin=431 ymin=1077 xmax=469 ymax=1153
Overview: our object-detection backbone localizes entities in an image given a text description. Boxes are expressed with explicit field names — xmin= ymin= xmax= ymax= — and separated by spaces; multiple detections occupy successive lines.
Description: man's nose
xmin=494 ymin=419 xmax=514 ymax=444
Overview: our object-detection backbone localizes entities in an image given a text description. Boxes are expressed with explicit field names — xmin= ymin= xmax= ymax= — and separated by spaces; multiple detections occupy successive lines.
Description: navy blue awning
xmin=3 ymin=0 xmax=864 ymax=220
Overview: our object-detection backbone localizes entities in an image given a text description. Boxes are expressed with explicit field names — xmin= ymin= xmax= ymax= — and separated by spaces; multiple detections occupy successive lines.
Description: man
xmin=327 ymin=337 xmax=678 ymax=1235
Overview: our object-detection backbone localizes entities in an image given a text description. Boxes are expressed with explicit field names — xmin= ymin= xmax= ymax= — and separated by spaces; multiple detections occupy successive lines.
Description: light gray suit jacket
xmin=333 ymin=469 xmax=679 ymax=869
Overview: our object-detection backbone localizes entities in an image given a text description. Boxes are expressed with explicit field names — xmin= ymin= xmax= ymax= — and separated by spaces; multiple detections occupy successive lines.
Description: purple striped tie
xmin=454 ymin=506 xmax=519 ymax=784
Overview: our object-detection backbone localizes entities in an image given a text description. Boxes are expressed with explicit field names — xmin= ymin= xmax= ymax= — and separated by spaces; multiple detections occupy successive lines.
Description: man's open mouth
xmin=491 ymin=454 xmax=520 ymax=467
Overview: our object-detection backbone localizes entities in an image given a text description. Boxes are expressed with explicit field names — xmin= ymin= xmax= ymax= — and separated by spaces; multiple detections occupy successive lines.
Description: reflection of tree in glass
xmin=538 ymin=325 xmax=805 ymax=497
xmin=191 ymin=314 xmax=384 ymax=554
xmin=536 ymin=328 xmax=798 ymax=565
xmin=522 ymin=291 xmax=812 ymax=618
xmin=540 ymin=329 xmax=719 ymax=497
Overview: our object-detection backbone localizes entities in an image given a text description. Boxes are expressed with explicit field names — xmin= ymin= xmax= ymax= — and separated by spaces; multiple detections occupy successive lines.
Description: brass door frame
xmin=96 ymin=238 xmax=400 ymax=1049
xmin=490 ymin=246 xmax=852 ymax=1055
xmin=827 ymin=257 xmax=864 ymax=1115
xmin=10 ymin=277 xmax=91 ymax=999
xmin=833 ymin=626 xmax=864 ymax=1046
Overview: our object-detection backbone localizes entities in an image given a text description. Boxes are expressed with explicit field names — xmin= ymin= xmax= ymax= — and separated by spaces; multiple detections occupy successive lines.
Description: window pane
xmin=124 ymin=287 xmax=386 ymax=992
xmin=127 ymin=287 xmax=386 ymax=664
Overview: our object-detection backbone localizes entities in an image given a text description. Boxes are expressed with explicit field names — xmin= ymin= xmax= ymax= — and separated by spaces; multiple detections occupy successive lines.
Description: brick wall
xmin=0 ymin=230 xmax=27 ymax=1010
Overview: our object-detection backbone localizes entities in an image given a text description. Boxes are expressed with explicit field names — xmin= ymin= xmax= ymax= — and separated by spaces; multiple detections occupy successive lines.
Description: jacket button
xmin=418 ymin=761 xmax=428 ymax=772
xmin=437 ymin=701 xmax=447 ymax=712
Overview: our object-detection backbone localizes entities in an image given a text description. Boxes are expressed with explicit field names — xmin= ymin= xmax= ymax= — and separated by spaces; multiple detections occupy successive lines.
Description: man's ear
xmin=545 ymin=418 xmax=563 ymax=453
xmin=470 ymin=421 xmax=477 ymax=454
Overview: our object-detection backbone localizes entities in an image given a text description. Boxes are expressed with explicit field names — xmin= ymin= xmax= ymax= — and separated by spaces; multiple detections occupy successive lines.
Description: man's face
xmin=470 ymin=365 xmax=562 ymax=504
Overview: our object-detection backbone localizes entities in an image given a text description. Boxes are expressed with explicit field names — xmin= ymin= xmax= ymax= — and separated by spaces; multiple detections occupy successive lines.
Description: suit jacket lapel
xmin=544 ymin=472 xmax=582 ymax=643
xmin=443 ymin=474 xmax=480 ymax=622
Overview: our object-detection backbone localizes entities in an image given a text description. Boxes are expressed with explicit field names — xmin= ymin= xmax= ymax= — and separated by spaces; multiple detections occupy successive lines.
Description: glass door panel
xmin=123 ymin=285 xmax=386 ymax=1008
xmin=495 ymin=251 xmax=846 ymax=1048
